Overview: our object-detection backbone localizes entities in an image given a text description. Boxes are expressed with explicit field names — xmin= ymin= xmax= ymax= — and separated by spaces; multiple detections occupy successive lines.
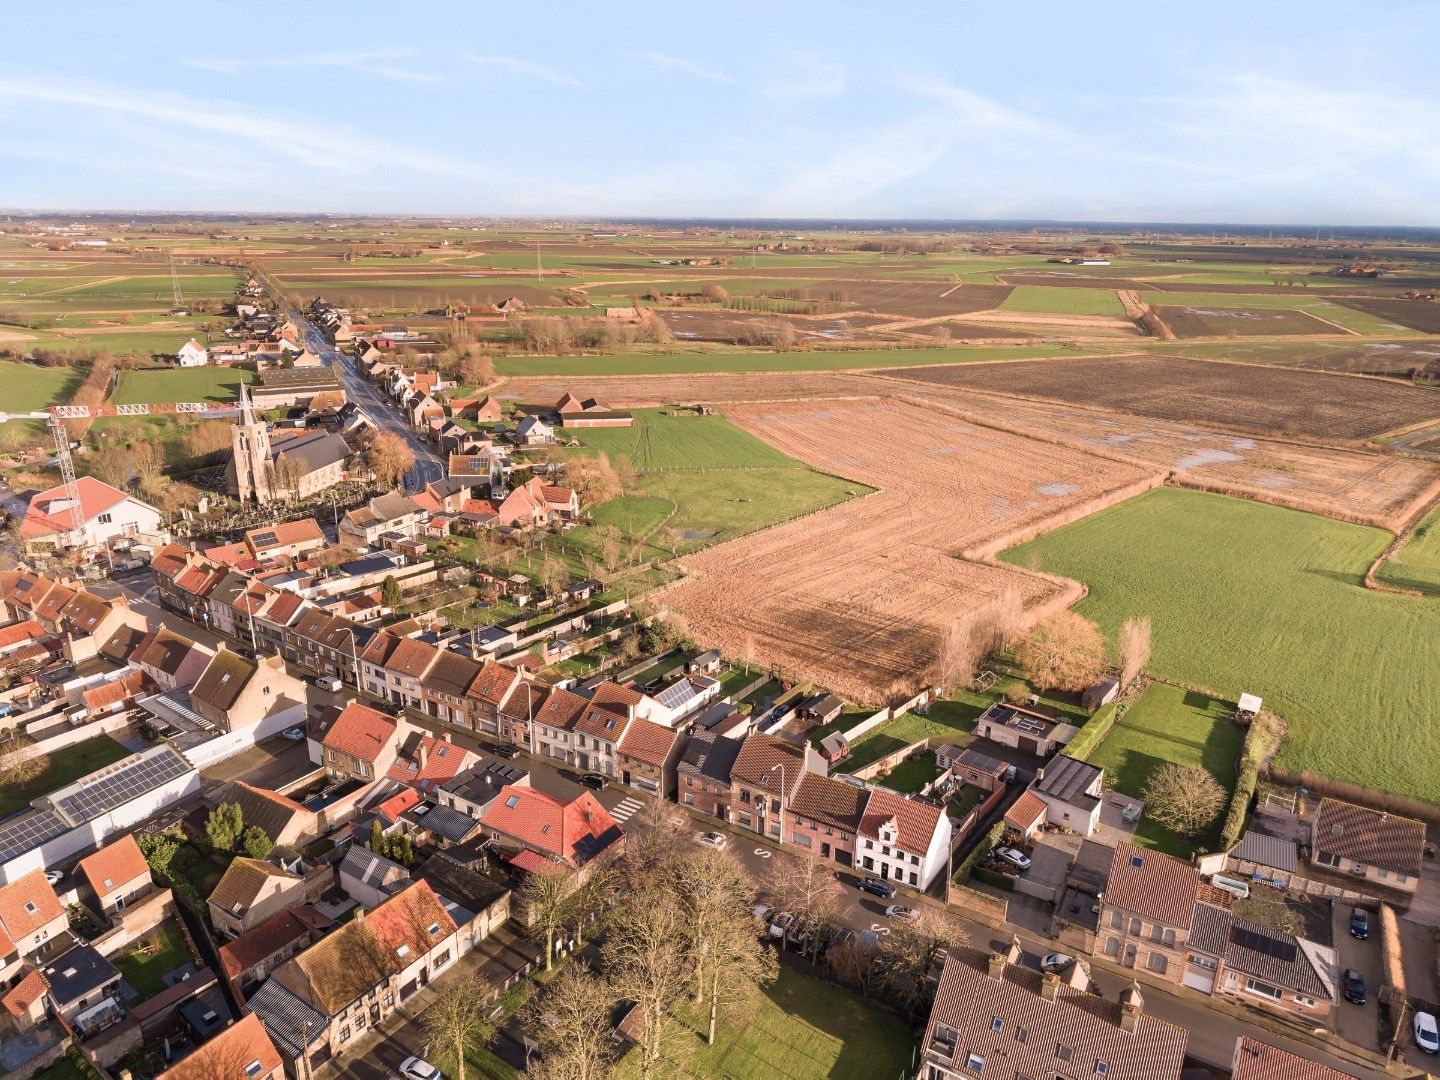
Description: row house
xmin=217 ymin=905 xmax=330 ymax=1002
xmin=418 ymin=648 xmax=482 ymax=725
xmin=319 ymin=702 xmax=403 ymax=784
xmin=385 ymin=730 xmax=476 ymax=795
xmin=135 ymin=626 xmax=213 ymax=692
xmin=0 ymin=570 xmax=138 ymax=657
xmin=361 ymin=632 xmax=439 ymax=709
xmin=729 ymin=733 xmax=807 ymax=843
xmin=569 ymin=681 xmax=649 ymax=778
xmin=615 ymin=716 xmax=683 ymax=798
xmin=1095 ymin=843 xmax=1201 ymax=981
xmin=677 ymin=729 xmax=741 ymax=820
xmin=530 ymin=686 xmax=590 ymax=766
xmin=283 ymin=605 xmax=373 ymax=685
xmin=190 ymin=651 xmax=298 ymax=733
xmin=462 ymin=660 xmax=529 ymax=740
xmin=857 ymin=786 xmax=953 ymax=889
xmin=787 ymin=772 xmax=866 ymax=868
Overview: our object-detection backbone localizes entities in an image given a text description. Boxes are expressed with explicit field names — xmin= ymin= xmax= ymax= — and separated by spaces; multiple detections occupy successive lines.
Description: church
xmin=227 ymin=385 xmax=353 ymax=504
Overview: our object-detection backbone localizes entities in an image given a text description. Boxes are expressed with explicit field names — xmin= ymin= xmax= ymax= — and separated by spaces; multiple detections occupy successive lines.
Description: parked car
xmin=695 ymin=831 xmax=728 ymax=850
xmin=43 ymin=870 xmax=62 ymax=886
xmin=1040 ymin=953 xmax=1075 ymax=974
xmin=751 ymin=903 xmax=773 ymax=923
xmin=1415 ymin=1011 xmax=1439 ymax=1055
xmin=579 ymin=773 xmax=608 ymax=791
xmin=315 ymin=675 xmax=343 ymax=692
xmin=398 ymin=1057 xmax=441 ymax=1080
xmin=768 ymin=912 xmax=795 ymax=940
xmin=787 ymin=915 xmax=817 ymax=948
xmin=1342 ymin=968 xmax=1366 ymax=1005
xmin=491 ymin=743 xmax=521 ymax=759
xmin=1349 ymin=907 xmax=1370 ymax=940
xmin=280 ymin=727 xmax=306 ymax=742
xmin=884 ymin=905 xmax=917 ymax=921
xmin=995 ymin=847 xmax=1032 ymax=871
xmin=858 ymin=877 xmax=897 ymax=899
xmin=827 ymin=927 xmax=856 ymax=954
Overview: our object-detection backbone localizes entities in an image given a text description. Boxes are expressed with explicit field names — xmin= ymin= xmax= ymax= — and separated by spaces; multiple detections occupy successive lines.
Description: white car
xmin=398 ymin=1057 xmax=441 ymax=1080
xmin=695 ymin=831 xmax=728 ymax=850
xmin=884 ymin=904 xmax=917 ymax=921
xmin=995 ymin=847 xmax=1033 ymax=871
xmin=280 ymin=727 xmax=306 ymax=742
xmin=315 ymin=675 xmax=343 ymax=692
xmin=43 ymin=870 xmax=63 ymax=886
xmin=1416 ymin=1011 xmax=1440 ymax=1055
xmin=1040 ymin=952 xmax=1075 ymax=974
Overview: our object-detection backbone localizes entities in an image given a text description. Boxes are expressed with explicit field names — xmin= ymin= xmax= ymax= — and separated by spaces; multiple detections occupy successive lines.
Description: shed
xmin=804 ymin=693 xmax=845 ymax=725
xmin=1082 ymin=676 xmax=1119 ymax=713
xmin=818 ymin=732 xmax=850 ymax=766
xmin=687 ymin=649 xmax=723 ymax=675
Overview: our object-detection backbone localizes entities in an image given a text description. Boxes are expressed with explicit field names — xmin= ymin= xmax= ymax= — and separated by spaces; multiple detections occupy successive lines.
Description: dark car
xmin=1349 ymin=907 xmax=1370 ymax=940
xmin=858 ymin=877 xmax=897 ymax=899
xmin=1343 ymin=968 xmax=1366 ymax=1005
xmin=579 ymin=773 xmax=608 ymax=790
xmin=491 ymin=743 xmax=521 ymax=759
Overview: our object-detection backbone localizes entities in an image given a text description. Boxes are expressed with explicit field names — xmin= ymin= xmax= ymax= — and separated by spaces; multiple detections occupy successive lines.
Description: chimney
xmin=1040 ymin=971 xmax=1061 ymax=1001
xmin=417 ymin=739 xmax=428 ymax=770
xmin=1118 ymin=980 xmax=1144 ymax=1033
xmin=987 ymin=952 xmax=1007 ymax=981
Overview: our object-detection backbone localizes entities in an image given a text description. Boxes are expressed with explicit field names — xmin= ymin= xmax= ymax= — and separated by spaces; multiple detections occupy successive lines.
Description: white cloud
xmin=466 ymin=54 xmax=586 ymax=90
xmin=632 ymin=51 xmax=734 ymax=85
xmin=0 ymin=77 xmax=465 ymax=177
xmin=182 ymin=49 xmax=437 ymax=84
xmin=761 ymin=56 xmax=845 ymax=101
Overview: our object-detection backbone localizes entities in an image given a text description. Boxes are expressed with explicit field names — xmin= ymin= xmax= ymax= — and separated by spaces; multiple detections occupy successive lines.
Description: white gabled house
xmin=176 ymin=338 xmax=209 ymax=367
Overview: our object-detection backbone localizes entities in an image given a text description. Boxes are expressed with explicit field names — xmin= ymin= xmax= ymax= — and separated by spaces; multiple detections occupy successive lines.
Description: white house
xmin=176 ymin=339 xmax=209 ymax=367
xmin=19 ymin=477 xmax=163 ymax=555
xmin=856 ymin=787 xmax=953 ymax=890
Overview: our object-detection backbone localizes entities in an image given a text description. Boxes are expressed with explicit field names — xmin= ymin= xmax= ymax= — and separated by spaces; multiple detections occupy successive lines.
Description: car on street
xmin=858 ymin=877 xmax=897 ymax=899
xmin=1349 ymin=907 xmax=1370 ymax=940
xmin=884 ymin=904 xmax=917 ymax=921
xmin=491 ymin=743 xmax=520 ymax=759
xmin=43 ymin=870 xmax=62 ymax=886
xmin=1415 ymin=1011 xmax=1439 ymax=1055
xmin=398 ymin=1057 xmax=441 ymax=1080
xmin=315 ymin=675 xmax=343 ymax=692
xmin=695 ymin=831 xmax=727 ymax=850
xmin=1342 ymin=968 xmax=1366 ymax=1005
xmin=579 ymin=773 xmax=608 ymax=790
xmin=995 ymin=847 xmax=1033 ymax=871
xmin=280 ymin=727 xmax=306 ymax=742
xmin=768 ymin=912 xmax=795 ymax=940
xmin=1040 ymin=952 xmax=1075 ymax=974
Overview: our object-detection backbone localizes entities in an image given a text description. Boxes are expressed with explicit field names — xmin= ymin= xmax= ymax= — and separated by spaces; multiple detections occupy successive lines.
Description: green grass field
xmin=1088 ymin=682 xmax=1242 ymax=856
xmin=113 ymin=923 xmax=191 ymax=1001
xmin=1379 ymin=503 xmax=1440 ymax=595
xmin=570 ymin=408 xmax=806 ymax=471
xmin=1003 ymin=488 xmax=1440 ymax=802
xmin=0 ymin=735 xmax=131 ymax=817
xmin=0 ymin=359 xmax=82 ymax=412
xmin=494 ymin=343 xmax=1081 ymax=377
xmin=1001 ymin=285 xmax=1126 ymax=316
xmin=1141 ymin=291 xmax=1422 ymax=335
xmin=613 ymin=965 xmax=912 ymax=1080
xmin=26 ymin=330 xmax=216 ymax=357
xmin=112 ymin=365 xmax=255 ymax=404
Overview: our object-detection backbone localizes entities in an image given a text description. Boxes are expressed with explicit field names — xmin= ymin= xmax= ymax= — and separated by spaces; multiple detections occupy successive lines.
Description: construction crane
xmin=0 ymin=402 xmax=237 ymax=535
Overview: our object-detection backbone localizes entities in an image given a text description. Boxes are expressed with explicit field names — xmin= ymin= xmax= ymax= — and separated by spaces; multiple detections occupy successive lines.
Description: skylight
xmin=396 ymin=944 xmax=411 ymax=958
xmin=505 ymin=795 xmax=519 ymax=809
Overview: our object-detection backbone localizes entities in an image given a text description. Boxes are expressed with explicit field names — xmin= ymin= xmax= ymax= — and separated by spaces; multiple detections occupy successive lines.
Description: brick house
xmin=677 ymin=729 xmax=741 ymax=821
xmin=1094 ymin=843 xmax=1199 ymax=983
xmin=786 ymin=772 xmax=865 ymax=868
xmin=208 ymin=858 xmax=309 ymax=939
xmin=1309 ymin=798 xmax=1424 ymax=895
xmin=615 ymin=716 xmax=683 ymax=797
xmin=76 ymin=834 xmax=154 ymax=919
xmin=728 ymin=733 xmax=806 ymax=843
xmin=319 ymin=702 xmax=403 ymax=783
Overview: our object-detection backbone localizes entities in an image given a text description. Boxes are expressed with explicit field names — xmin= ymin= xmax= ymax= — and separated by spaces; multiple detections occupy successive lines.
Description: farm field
xmin=796 ymin=280 xmax=1012 ymax=317
xmin=1336 ymin=298 xmax=1440 ymax=334
xmin=1160 ymin=339 xmax=1440 ymax=378
xmin=884 ymin=353 xmax=1440 ymax=440
xmin=499 ymin=371 xmax=889 ymax=407
xmin=890 ymin=383 xmax=1440 ymax=530
xmin=112 ymin=365 xmax=255 ymax=405
xmin=1002 ymin=488 xmax=1440 ymax=803
xmin=1000 ymin=285 xmax=1125 ymax=316
xmin=1087 ymin=682 xmax=1242 ymax=857
xmin=1154 ymin=304 xmax=1349 ymax=338
xmin=0 ymin=360 xmax=83 ymax=413
xmin=665 ymin=397 xmax=1154 ymax=702
xmin=491 ymin=342 xmax=1082 ymax=377
xmin=565 ymin=408 xmax=813 ymax=470
xmin=1378 ymin=502 xmax=1440 ymax=595
xmin=655 ymin=309 xmax=891 ymax=344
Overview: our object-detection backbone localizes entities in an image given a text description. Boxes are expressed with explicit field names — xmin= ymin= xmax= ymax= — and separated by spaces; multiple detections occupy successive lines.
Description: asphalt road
xmin=252 ymin=268 xmax=446 ymax=493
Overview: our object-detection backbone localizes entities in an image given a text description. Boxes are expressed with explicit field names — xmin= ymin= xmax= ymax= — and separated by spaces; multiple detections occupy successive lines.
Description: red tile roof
xmin=77 ymin=834 xmax=150 ymax=899
xmin=532 ymin=686 xmax=586 ymax=730
xmin=859 ymin=786 xmax=944 ymax=853
xmin=373 ymin=787 xmax=422 ymax=824
xmin=364 ymin=879 xmax=456 ymax=959
xmin=385 ymin=636 xmax=439 ymax=679
xmin=481 ymin=786 xmax=622 ymax=868
xmin=20 ymin=476 xmax=133 ymax=536
xmin=1 ymin=968 xmax=47 ymax=1018
xmin=217 ymin=907 xmax=320 ymax=980
xmin=157 ymin=1012 xmax=283 ymax=1080
xmin=574 ymin=680 xmax=642 ymax=740
xmin=1105 ymin=842 xmax=1200 ymax=929
xmin=247 ymin=518 xmax=324 ymax=554
xmin=81 ymin=670 xmax=147 ymax=713
xmin=0 ymin=620 xmax=43 ymax=651
xmin=0 ymin=871 xmax=63 ymax=947
xmin=730 ymin=732 xmax=805 ymax=793
xmin=1313 ymin=797 xmax=1425 ymax=879
xmin=1230 ymin=1037 xmax=1353 ymax=1080
xmin=617 ymin=716 xmax=679 ymax=768
xmin=386 ymin=734 xmax=474 ymax=790
xmin=1005 ymin=790 xmax=1048 ymax=829
xmin=322 ymin=702 xmax=398 ymax=764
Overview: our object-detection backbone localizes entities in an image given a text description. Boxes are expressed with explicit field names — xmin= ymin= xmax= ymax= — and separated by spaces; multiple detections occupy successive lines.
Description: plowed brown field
xmin=663 ymin=398 xmax=1157 ymax=702
xmin=496 ymin=371 xmax=884 ymax=407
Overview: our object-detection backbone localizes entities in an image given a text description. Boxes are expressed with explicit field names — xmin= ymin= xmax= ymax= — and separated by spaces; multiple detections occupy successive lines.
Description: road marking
xmin=609 ymin=797 xmax=644 ymax=824
xmin=754 ymin=847 xmax=772 ymax=859
xmin=869 ymin=923 xmax=891 ymax=934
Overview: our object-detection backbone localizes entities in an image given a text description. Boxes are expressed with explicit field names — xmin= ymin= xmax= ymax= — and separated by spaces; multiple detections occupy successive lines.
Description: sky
xmin=2 ymin=1 xmax=1437 ymax=225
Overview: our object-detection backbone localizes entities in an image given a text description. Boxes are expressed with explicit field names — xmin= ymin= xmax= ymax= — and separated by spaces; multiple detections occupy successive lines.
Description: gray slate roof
xmin=1233 ymin=830 xmax=1298 ymax=872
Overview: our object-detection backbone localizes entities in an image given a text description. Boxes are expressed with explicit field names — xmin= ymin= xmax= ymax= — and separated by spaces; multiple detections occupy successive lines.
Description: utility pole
xmin=169 ymin=250 xmax=184 ymax=308
xmin=536 ymin=240 xmax=543 ymax=282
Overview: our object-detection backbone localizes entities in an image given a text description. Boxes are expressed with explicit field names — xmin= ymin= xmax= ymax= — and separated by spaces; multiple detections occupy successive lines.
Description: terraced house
xmin=361 ymin=631 xmax=438 ymax=709
xmin=857 ymin=785 xmax=953 ymax=889
xmin=729 ymin=732 xmax=806 ymax=842
xmin=1094 ymin=843 xmax=1200 ymax=982
xmin=320 ymin=702 xmax=402 ymax=783
xmin=529 ymin=685 xmax=589 ymax=765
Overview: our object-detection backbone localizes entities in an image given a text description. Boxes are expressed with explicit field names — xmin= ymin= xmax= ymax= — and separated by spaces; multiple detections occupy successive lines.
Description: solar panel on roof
xmin=1231 ymin=926 xmax=1297 ymax=963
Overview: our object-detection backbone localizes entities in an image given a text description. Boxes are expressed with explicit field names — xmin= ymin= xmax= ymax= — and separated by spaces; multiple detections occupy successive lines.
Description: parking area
xmin=1331 ymin=901 xmax=1380 ymax=1049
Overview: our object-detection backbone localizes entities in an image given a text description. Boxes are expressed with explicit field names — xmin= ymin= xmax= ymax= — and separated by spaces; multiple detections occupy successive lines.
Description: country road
xmin=249 ymin=268 xmax=446 ymax=492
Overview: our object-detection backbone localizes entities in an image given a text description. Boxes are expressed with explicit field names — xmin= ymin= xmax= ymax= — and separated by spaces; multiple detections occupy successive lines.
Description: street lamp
xmin=768 ymin=762 xmax=786 ymax=845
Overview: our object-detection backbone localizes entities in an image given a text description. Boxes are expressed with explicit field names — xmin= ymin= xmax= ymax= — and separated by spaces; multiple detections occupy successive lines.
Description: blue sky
xmin=2 ymin=1 xmax=1437 ymax=224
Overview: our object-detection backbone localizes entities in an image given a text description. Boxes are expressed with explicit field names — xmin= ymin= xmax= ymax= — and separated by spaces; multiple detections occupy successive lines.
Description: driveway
xmin=1331 ymin=900 xmax=1381 ymax=1050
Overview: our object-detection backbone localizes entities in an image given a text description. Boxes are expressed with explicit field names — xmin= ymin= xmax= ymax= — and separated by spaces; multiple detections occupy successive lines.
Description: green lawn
xmin=1001 ymin=285 xmax=1126 ymax=316
xmin=1379 ymin=502 xmax=1440 ymax=596
xmin=877 ymin=750 xmax=942 ymax=793
xmin=113 ymin=923 xmax=192 ymax=1002
xmin=30 ymin=1059 xmax=88 ymax=1080
xmin=1139 ymin=291 xmax=1421 ymax=335
xmin=614 ymin=965 xmax=912 ymax=1080
xmin=494 ymin=343 xmax=1081 ymax=377
xmin=112 ymin=365 xmax=255 ymax=404
xmin=1087 ymin=682 xmax=1242 ymax=856
xmin=0 ymin=735 xmax=131 ymax=817
xmin=1002 ymin=488 xmax=1440 ymax=802
xmin=0 ymin=359 xmax=82 ymax=413
xmin=836 ymin=696 xmax=991 ymax=772
xmin=569 ymin=408 xmax=806 ymax=471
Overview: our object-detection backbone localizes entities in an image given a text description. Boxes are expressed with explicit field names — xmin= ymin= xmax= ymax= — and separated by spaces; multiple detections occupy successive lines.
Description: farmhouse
xmin=175 ymin=338 xmax=208 ymax=367
xmin=553 ymin=392 xmax=633 ymax=428
xmin=1309 ymin=798 xmax=1424 ymax=894
xmin=20 ymin=476 xmax=163 ymax=555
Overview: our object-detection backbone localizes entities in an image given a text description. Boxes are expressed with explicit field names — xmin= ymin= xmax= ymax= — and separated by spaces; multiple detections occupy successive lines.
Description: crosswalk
xmin=609 ymin=797 xmax=644 ymax=824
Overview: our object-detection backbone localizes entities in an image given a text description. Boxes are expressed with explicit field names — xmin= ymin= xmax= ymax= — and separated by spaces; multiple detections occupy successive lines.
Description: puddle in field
xmin=1036 ymin=482 xmax=1079 ymax=497
xmin=930 ymin=446 xmax=957 ymax=455
xmin=1231 ymin=438 xmax=1257 ymax=450
xmin=1255 ymin=475 xmax=1294 ymax=488
xmin=1177 ymin=449 xmax=1243 ymax=469
xmin=681 ymin=529 xmax=717 ymax=539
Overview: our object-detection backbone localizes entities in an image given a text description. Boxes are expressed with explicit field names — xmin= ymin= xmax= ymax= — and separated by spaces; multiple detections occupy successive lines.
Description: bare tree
xmin=565 ymin=453 xmax=622 ymax=507
xmin=421 ymin=972 xmax=495 ymax=1080
xmin=771 ymin=849 xmax=843 ymax=958
xmin=602 ymin=888 xmax=689 ymax=1078
xmin=369 ymin=431 xmax=415 ymax=488
xmin=990 ymin=583 xmax=1025 ymax=653
xmin=520 ymin=967 xmax=616 ymax=1080
xmin=0 ymin=738 xmax=46 ymax=788
xmin=883 ymin=908 xmax=969 ymax=1019
xmin=1143 ymin=763 xmax=1225 ymax=841
xmin=593 ymin=524 xmax=624 ymax=572
xmin=671 ymin=847 xmax=777 ymax=1044
xmin=931 ymin=613 xmax=982 ymax=694
xmin=517 ymin=865 xmax=588 ymax=972
xmin=1015 ymin=611 xmax=1107 ymax=692
xmin=536 ymin=556 xmax=570 ymax=600
xmin=1117 ymin=615 xmax=1151 ymax=687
